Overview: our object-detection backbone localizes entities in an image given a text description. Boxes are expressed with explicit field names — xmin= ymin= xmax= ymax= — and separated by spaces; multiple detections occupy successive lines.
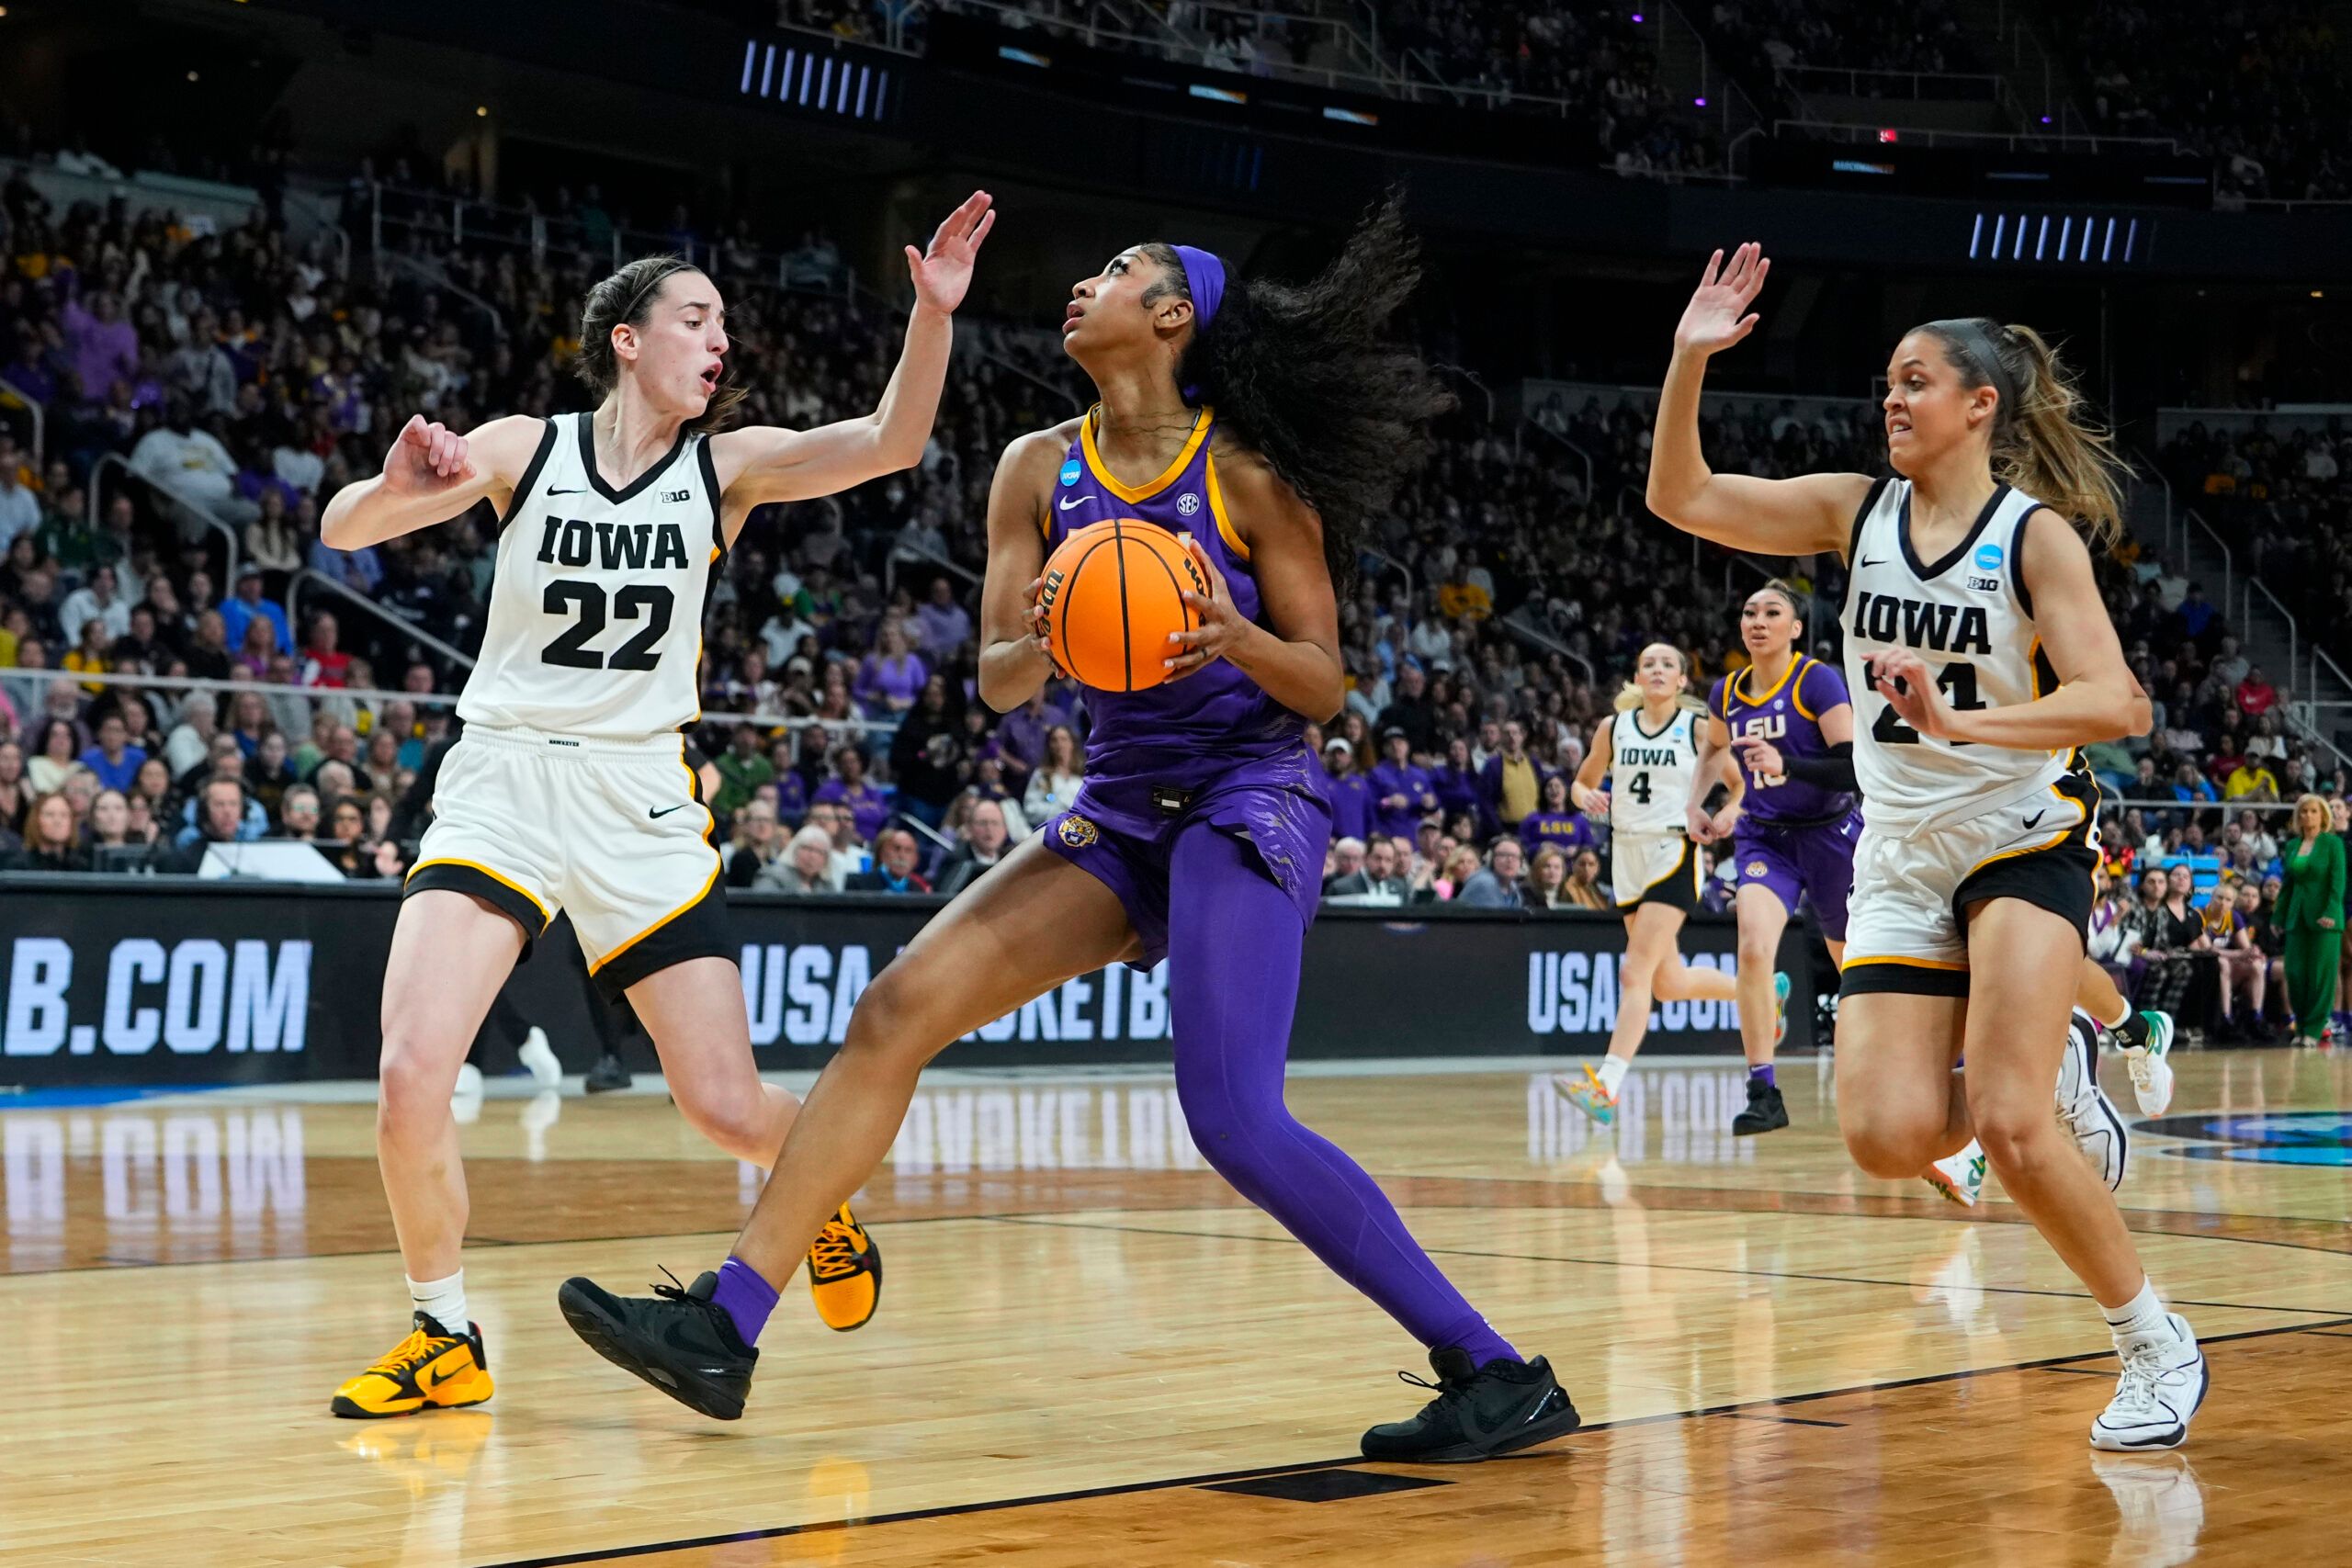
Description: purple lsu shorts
xmin=1732 ymin=809 xmax=1862 ymax=942
xmin=1040 ymin=774 xmax=1331 ymax=970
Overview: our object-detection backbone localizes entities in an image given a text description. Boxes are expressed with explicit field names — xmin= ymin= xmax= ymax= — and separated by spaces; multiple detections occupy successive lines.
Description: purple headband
xmin=1172 ymin=244 xmax=1227 ymax=329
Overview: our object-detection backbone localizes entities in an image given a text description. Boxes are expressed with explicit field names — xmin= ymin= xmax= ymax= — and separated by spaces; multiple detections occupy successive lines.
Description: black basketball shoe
xmin=1360 ymin=1348 xmax=1580 ymax=1462
xmin=583 ymin=1052 xmax=633 ymax=1094
xmin=557 ymin=1269 xmax=757 ymax=1420
xmin=1731 ymin=1078 xmax=1790 ymax=1136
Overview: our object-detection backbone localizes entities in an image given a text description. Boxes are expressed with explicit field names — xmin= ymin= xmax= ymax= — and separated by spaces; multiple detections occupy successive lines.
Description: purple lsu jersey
xmin=1037 ymin=406 xmax=1327 ymax=965
xmin=1708 ymin=654 xmax=1854 ymax=826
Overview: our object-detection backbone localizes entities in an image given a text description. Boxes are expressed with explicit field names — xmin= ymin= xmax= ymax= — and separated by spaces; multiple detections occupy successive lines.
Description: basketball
xmin=1038 ymin=519 xmax=1208 ymax=693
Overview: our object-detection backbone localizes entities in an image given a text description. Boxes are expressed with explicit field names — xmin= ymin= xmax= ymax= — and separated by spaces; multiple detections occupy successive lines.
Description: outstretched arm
xmin=1647 ymin=244 xmax=1872 ymax=558
xmin=710 ymin=192 xmax=994 ymax=534
xmin=320 ymin=413 xmax=543 ymax=551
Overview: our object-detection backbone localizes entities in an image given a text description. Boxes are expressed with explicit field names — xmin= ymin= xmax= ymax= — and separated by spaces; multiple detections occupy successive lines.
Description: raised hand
xmin=380 ymin=413 xmax=474 ymax=496
xmin=906 ymin=190 xmax=997 ymax=316
xmin=1673 ymin=242 xmax=1770 ymax=357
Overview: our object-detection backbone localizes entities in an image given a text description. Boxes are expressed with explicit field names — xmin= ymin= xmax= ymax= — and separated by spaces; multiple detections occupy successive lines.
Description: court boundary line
xmin=472 ymin=1313 xmax=2352 ymax=1568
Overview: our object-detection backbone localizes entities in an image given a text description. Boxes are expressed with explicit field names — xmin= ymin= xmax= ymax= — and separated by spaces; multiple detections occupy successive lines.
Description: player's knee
xmin=1737 ymin=931 xmax=1779 ymax=970
xmin=837 ymin=969 xmax=932 ymax=1068
xmin=377 ymin=1035 xmax=453 ymax=1134
xmin=1968 ymin=1095 xmax=2056 ymax=1176
xmin=674 ymin=1082 xmax=773 ymax=1160
xmin=1172 ymin=1072 xmax=1279 ymax=1165
xmin=1839 ymin=1109 xmax=1939 ymax=1179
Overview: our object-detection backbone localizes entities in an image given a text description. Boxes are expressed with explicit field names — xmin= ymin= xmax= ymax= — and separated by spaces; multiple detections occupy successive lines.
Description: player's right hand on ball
xmin=1024 ymin=576 xmax=1062 ymax=674
xmin=382 ymin=413 xmax=475 ymax=494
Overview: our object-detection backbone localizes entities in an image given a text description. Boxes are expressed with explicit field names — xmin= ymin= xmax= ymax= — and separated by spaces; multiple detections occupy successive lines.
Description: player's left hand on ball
xmin=1166 ymin=535 xmax=1241 ymax=679
xmin=1023 ymin=576 xmax=1062 ymax=674
xmin=1870 ymin=649 xmax=1948 ymax=739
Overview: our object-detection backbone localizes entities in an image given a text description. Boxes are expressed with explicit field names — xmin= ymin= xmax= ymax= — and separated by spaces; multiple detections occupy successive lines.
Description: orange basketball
xmin=1038 ymin=520 xmax=1207 ymax=694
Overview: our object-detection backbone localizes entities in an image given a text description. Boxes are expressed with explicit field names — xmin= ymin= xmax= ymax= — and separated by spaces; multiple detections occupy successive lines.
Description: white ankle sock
xmin=1596 ymin=1055 xmax=1630 ymax=1097
xmin=2100 ymin=1278 xmax=2165 ymax=1340
xmin=2095 ymin=996 xmax=2131 ymax=1031
xmin=408 ymin=1270 xmax=469 ymax=1337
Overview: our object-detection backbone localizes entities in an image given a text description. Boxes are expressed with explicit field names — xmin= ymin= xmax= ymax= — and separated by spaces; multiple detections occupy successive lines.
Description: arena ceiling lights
xmin=739 ymin=37 xmax=899 ymax=125
xmin=1969 ymin=210 xmax=2145 ymax=266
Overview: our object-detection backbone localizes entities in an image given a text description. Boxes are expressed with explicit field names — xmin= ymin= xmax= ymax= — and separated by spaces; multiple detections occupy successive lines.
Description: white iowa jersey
xmin=459 ymin=412 xmax=722 ymax=740
xmin=1843 ymin=477 xmax=2071 ymax=829
xmin=1609 ymin=706 xmax=1701 ymax=835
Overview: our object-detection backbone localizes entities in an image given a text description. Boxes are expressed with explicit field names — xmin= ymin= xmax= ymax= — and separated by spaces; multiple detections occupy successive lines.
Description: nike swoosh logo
xmin=1859 ymin=557 xmax=1886 ymax=568
xmin=1057 ymin=495 xmax=1094 ymax=511
xmin=416 ymin=1350 xmax=468 ymax=1391
xmin=2023 ymin=811 xmax=2047 ymax=829
xmin=548 ymin=486 xmax=590 ymax=495
xmin=649 ymin=804 xmax=691 ymax=819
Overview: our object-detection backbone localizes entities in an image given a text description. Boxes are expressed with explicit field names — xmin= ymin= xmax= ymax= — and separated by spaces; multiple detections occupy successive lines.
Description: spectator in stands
xmin=300 ymin=612 xmax=353 ymax=689
xmin=1323 ymin=836 xmax=1368 ymax=895
xmin=1517 ymin=772 xmax=1594 ymax=857
xmin=2236 ymin=664 xmax=2279 ymax=718
xmin=808 ymin=744 xmax=886 ymax=842
xmin=934 ymin=797 xmax=1010 ymax=896
xmin=914 ymin=576 xmax=972 ymax=658
xmin=854 ymin=622 xmax=926 ymax=717
xmin=28 ymin=717 xmax=84 ymax=794
xmin=1023 ymin=725 xmax=1085 ymax=825
xmin=1479 ymin=718 xmax=1544 ymax=829
xmin=1315 ymin=737 xmax=1374 ymax=846
xmin=1428 ymin=735 xmax=1486 ymax=837
xmin=2215 ymin=876 xmax=2273 ymax=1041
xmin=714 ymin=723 xmax=775 ymax=818
xmin=1430 ymin=843 xmax=1482 ymax=902
xmin=2279 ymin=792 xmax=2345 ymax=1043
xmin=76 ymin=711 xmax=144 ymax=793
xmin=756 ymin=824 xmax=842 ymax=894
xmin=1564 ymin=846 xmax=1611 ymax=910
xmin=59 ymin=564 xmax=131 ymax=650
xmin=0 ymin=738 xmax=26 ymax=839
xmin=725 ymin=797 xmax=784 ymax=887
xmin=220 ymin=565 xmax=292 ymax=658
xmin=246 ymin=490 xmax=303 ymax=585
xmin=1456 ymin=837 xmax=1527 ymax=908
xmin=805 ymin=800 xmax=867 ymax=884
xmin=846 ymin=827 xmax=933 ymax=894
xmin=0 ymin=439 xmax=38 ymax=552
xmin=6 ymin=790 xmax=85 ymax=871
xmin=270 ymin=784 xmax=322 ymax=840
xmin=1375 ymin=663 xmax=1440 ymax=756
xmin=84 ymin=786 xmax=151 ymax=862
xmin=1369 ymin=728 xmax=1436 ymax=843
xmin=1524 ymin=843 xmax=1572 ymax=910
xmin=994 ymin=687 xmax=1063 ymax=781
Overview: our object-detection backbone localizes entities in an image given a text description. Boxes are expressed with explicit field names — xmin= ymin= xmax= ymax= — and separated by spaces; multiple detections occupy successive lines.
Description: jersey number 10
xmin=540 ymin=581 xmax=675 ymax=671
xmin=1871 ymin=660 xmax=1983 ymax=746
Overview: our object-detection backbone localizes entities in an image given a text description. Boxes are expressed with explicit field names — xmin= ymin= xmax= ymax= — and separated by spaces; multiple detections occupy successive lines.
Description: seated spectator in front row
xmin=5 ymin=791 xmax=88 ymax=872
xmin=847 ymin=828 xmax=933 ymax=894
xmin=726 ymin=798 xmax=783 ymax=886
xmin=1323 ymin=836 xmax=1368 ymax=894
xmin=757 ymin=825 xmax=842 ymax=894
xmin=935 ymin=798 xmax=1012 ymax=897
xmin=1327 ymin=836 xmax=1412 ymax=902
xmin=1455 ymin=837 xmax=1527 ymax=908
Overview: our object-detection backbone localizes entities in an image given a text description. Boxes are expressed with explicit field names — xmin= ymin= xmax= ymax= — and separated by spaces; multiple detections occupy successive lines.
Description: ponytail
xmin=1919 ymin=318 xmax=2129 ymax=552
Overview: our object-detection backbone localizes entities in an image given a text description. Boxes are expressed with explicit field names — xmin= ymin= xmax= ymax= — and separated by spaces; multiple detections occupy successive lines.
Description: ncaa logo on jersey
xmin=1176 ymin=491 xmax=1202 ymax=517
xmin=1058 ymin=814 xmax=1100 ymax=848
xmin=1973 ymin=542 xmax=2004 ymax=571
xmin=1058 ymin=460 xmax=1083 ymax=487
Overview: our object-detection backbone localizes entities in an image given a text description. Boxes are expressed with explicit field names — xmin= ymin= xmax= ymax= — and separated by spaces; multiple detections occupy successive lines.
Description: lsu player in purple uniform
xmin=1692 ymin=581 xmax=1860 ymax=1136
xmin=557 ymin=200 xmax=1581 ymax=1463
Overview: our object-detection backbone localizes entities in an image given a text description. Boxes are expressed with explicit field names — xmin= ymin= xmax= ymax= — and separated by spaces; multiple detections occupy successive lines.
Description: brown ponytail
xmin=1919 ymin=318 xmax=2130 ymax=552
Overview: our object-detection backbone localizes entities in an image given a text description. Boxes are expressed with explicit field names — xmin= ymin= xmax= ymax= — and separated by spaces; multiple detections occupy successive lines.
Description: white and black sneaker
xmin=2090 ymin=1312 xmax=2207 ymax=1451
xmin=2057 ymin=1010 xmax=2131 ymax=1192
xmin=1360 ymin=1348 xmax=1581 ymax=1462
xmin=2099 ymin=1009 xmax=2177 ymax=1117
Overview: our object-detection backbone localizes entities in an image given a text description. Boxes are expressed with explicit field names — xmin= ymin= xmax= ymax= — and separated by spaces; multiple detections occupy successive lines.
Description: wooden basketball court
xmin=5 ymin=1048 xmax=2347 ymax=1566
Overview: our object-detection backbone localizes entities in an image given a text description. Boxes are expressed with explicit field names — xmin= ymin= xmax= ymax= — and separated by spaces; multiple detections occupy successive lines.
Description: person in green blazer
xmin=2277 ymin=794 xmax=2346 ymax=1043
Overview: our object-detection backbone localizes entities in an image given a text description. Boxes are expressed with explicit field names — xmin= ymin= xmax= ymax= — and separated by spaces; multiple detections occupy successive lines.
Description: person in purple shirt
xmin=1317 ymin=734 xmax=1376 ymax=845
xmin=853 ymin=623 xmax=927 ymax=717
xmin=62 ymin=288 xmax=139 ymax=404
xmin=810 ymin=744 xmax=891 ymax=841
xmin=1693 ymin=581 xmax=1860 ymax=1138
xmin=1430 ymin=734 xmax=1491 ymax=838
xmin=77 ymin=711 xmax=147 ymax=794
xmin=993 ymin=686 xmax=1065 ymax=780
xmin=571 ymin=209 xmax=1577 ymax=1463
xmin=1368 ymin=727 xmax=1437 ymax=841
xmin=1517 ymin=773 xmax=1595 ymax=858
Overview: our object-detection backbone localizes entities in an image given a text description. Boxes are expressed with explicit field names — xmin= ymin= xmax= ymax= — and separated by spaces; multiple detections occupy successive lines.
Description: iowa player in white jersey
xmin=1645 ymin=243 xmax=2206 ymax=1452
xmin=1555 ymin=643 xmax=1738 ymax=1125
xmin=312 ymin=192 xmax=997 ymax=1417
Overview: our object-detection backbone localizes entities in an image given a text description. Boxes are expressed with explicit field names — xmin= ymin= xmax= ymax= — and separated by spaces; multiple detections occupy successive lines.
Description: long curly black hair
xmin=1140 ymin=195 xmax=1453 ymax=589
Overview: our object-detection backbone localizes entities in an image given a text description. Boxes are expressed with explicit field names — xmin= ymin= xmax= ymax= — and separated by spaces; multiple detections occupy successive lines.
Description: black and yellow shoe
xmin=808 ymin=1203 xmax=881 ymax=1332
xmin=331 ymin=1313 xmax=494 ymax=1418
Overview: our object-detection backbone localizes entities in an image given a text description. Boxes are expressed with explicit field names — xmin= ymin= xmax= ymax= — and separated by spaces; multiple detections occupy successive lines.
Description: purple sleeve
xmin=1798 ymin=658 xmax=1850 ymax=716
xmin=1706 ymin=675 xmax=1729 ymax=723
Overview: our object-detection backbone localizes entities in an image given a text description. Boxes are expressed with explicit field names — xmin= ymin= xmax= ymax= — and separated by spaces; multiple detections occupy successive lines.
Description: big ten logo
xmin=888 ymin=1084 xmax=1203 ymax=1173
xmin=741 ymin=944 xmax=1172 ymax=1047
xmin=1 ymin=1108 xmax=306 ymax=1270
xmin=4 ymin=938 xmax=311 ymax=1057
xmin=1525 ymin=1069 xmax=1757 ymax=1167
xmin=1524 ymin=951 xmax=1740 ymax=1037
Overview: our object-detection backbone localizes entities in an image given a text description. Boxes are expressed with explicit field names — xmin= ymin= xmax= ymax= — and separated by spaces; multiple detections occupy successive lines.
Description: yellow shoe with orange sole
xmin=808 ymin=1203 xmax=882 ymax=1332
xmin=331 ymin=1314 xmax=494 ymax=1418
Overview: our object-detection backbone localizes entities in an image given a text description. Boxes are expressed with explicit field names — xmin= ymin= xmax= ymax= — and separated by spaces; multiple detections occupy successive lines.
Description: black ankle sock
xmin=2113 ymin=1011 xmax=2151 ymax=1048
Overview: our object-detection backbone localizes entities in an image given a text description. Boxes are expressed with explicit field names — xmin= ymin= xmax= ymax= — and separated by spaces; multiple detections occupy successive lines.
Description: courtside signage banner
xmin=0 ymin=882 xmax=1809 ymax=1086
